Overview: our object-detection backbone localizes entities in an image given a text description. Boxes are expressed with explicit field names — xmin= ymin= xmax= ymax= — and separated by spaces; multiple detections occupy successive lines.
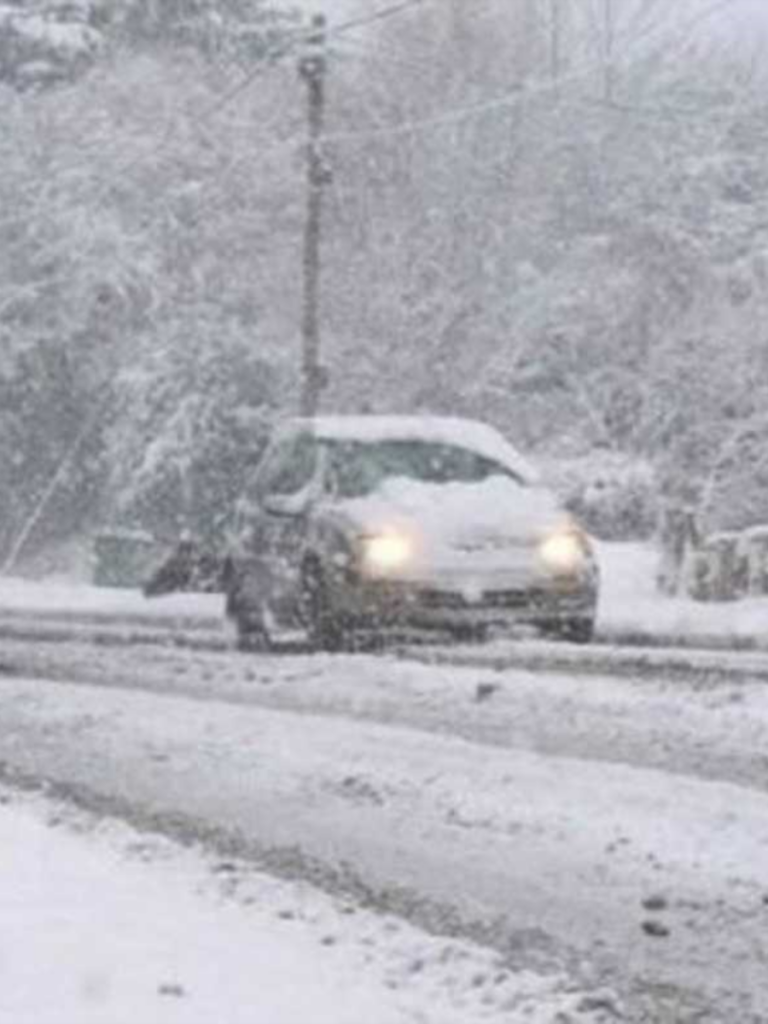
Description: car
xmin=224 ymin=415 xmax=600 ymax=650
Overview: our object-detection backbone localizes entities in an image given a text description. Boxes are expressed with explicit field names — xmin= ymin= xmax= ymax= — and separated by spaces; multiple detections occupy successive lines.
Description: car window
xmin=258 ymin=434 xmax=318 ymax=499
xmin=323 ymin=439 xmax=524 ymax=499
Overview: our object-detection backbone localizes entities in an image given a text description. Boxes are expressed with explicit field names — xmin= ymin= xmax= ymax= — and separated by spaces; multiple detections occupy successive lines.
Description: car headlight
xmin=360 ymin=531 xmax=413 ymax=575
xmin=538 ymin=529 xmax=589 ymax=575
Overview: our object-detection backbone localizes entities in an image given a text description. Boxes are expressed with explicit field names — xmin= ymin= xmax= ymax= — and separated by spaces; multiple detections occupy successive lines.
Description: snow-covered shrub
xmin=744 ymin=526 xmax=768 ymax=596
xmin=109 ymin=338 xmax=281 ymax=550
xmin=93 ymin=527 xmax=158 ymax=588
xmin=700 ymin=415 xmax=768 ymax=534
xmin=0 ymin=2 xmax=102 ymax=88
xmin=0 ymin=338 xmax=110 ymax=565
xmin=542 ymin=452 xmax=658 ymax=541
xmin=689 ymin=531 xmax=747 ymax=602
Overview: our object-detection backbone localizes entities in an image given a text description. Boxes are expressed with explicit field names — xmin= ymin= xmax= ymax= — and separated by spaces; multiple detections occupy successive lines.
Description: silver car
xmin=224 ymin=416 xmax=599 ymax=650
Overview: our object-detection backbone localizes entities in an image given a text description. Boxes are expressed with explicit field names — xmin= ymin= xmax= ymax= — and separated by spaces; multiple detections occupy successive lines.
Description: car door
xmin=247 ymin=431 xmax=321 ymax=628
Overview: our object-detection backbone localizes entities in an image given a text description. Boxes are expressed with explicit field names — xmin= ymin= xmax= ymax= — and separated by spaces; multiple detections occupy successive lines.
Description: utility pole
xmin=299 ymin=13 xmax=329 ymax=418
xmin=603 ymin=0 xmax=615 ymax=103
xmin=549 ymin=0 xmax=561 ymax=83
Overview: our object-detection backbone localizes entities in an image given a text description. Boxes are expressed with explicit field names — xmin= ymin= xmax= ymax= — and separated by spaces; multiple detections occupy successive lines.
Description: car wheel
xmin=449 ymin=623 xmax=488 ymax=644
xmin=226 ymin=566 xmax=273 ymax=653
xmin=541 ymin=617 xmax=595 ymax=644
xmin=233 ymin=608 xmax=271 ymax=652
xmin=302 ymin=561 xmax=347 ymax=653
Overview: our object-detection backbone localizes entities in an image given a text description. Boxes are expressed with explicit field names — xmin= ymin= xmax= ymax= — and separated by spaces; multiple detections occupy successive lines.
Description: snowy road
xmin=1 ymin=637 xmax=768 ymax=1021
xmin=3 ymin=787 xmax=604 ymax=1024
xmin=3 ymin=636 xmax=768 ymax=789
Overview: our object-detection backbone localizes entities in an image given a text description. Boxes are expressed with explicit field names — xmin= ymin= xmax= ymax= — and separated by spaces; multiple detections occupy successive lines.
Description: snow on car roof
xmin=287 ymin=415 xmax=540 ymax=483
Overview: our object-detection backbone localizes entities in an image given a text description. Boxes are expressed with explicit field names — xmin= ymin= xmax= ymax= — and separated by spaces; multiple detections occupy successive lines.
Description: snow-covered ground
xmin=0 ymin=785 xmax=605 ymax=1024
xmin=596 ymin=543 xmax=768 ymax=647
xmin=0 ymin=576 xmax=223 ymax=626
xmin=0 ymin=542 xmax=766 ymax=647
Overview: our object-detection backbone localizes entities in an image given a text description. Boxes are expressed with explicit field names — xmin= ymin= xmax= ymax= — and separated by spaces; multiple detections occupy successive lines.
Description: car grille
xmin=417 ymin=588 xmax=534 ymax=610
xmin=484 ymin=589 xmax=535 ymax=608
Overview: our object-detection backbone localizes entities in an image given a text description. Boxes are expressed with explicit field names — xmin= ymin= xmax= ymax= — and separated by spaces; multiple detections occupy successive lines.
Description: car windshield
xmin=323 ymin=439 xmax=525 ymax=499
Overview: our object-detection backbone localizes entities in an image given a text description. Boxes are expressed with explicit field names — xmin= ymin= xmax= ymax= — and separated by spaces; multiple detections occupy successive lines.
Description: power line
xmin=0 ymin=0 xmax=429 ymax=230
xmin=3 ymin=0 xmax=739 ymax=242
xmin=194 ymin=34 xmax=306 ymax=121
xmin=122 ymin=2 xmax=428 ymax=139
xmin=91 ymin=38 xmax=302 ymax=186
xmin=200 ymin=2 xmax=427 ymax=122
xmin=200 ymin=1 xmax=428 ymax=118
xmin=0 ymin=50 xmax=297 ymax=232
xmin=314 ymin=0 xmax=743 ymax=149
xmin=1 ymin=0 xmax=747 ymax=278
xmin=331 ymin=0 xmax=425 ymax=37
xmin=333 ymin=35 xmax=436 ymax=83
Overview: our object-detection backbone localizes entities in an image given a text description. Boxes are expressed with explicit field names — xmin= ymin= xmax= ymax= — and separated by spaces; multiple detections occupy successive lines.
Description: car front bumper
xmin=327 ymin=569 xmax=598 ymax=633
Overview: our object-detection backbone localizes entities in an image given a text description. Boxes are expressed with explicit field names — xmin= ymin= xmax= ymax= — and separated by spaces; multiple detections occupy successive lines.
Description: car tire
xmin=302 ymin=560 xmax=347 ymax=653
xmin=449 ymin=623 xmax=488 ymax=644
xmin=226 ymin=564 xmax=272 ymax=653
xmin=233 ymin=608 xmax=271 ymax=652
xmin=541 ymin=617 xmax=595 ymax=645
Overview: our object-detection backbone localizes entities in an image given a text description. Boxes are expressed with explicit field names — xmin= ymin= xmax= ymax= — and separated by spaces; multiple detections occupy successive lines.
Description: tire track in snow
xmin=2 ymin=634 xmax=768 ymax=797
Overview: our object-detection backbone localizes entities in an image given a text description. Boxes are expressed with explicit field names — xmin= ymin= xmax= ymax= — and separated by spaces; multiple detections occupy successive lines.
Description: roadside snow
xmin=596 ymin=542 xmax=768 ymax=646
xmin=0 ymin=576 xmax=224 ymax=625
xmin=0 ymin=786 xmax=602 ymax=1024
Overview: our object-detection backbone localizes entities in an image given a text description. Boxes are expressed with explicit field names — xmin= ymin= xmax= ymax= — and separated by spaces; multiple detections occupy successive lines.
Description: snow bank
xmin=596 ymin=542 xmax=768 ymax=646
xmin=0 ymin=787 xmax=604 ymax=1024
xmin=0 ymin=575 xmax=224 ymax=625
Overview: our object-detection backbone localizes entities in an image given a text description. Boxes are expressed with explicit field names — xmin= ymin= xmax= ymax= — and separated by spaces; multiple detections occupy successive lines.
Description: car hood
xmin=329 ymin=476 xmax=567 ymax=554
